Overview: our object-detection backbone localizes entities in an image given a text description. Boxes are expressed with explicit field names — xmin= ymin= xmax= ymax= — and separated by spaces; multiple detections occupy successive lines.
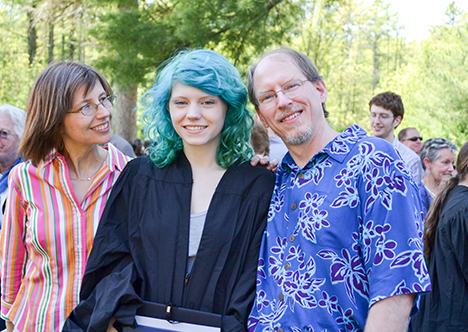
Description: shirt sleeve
xmin=0 ymin=169 xmax=27 ymax=320
xmin=408 ymin=157 xmax=423 ymax=184
xmin=361 ymin=159 xmax=430 ymax=307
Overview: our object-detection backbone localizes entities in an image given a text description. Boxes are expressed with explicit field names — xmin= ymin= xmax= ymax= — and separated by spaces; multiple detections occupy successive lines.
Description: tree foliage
xmin=381 ymin=2 xmax=468 ymax=146
xmin=0 ymin=0 xmax=467 ymax=146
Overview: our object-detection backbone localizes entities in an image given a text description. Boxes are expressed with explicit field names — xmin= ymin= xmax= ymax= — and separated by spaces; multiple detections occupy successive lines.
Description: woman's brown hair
xmin=424 ymin=140 xmax=468 ymax=260
xmin=19 ymin=62 xmax=113 ymax=166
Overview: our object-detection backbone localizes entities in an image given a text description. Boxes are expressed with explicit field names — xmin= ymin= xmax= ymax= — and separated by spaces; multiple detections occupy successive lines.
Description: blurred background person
xmin=0 ymin=62 xmax=130 ymax=332
xmin=398 ymin=127 xmax=423 ymax=156
xmin=0 ymin=104 xmax=26 ymax=223
xmin=410 ymin=141 xmax=468 ymax=331
xmin=110 ymin=133 xmax=136 ymax=158
xmin=143 ymin=140 xmax=151 ymax=155
xmin=250 ymin=120 xmax=270 ymax=156
xmin=419 ymin=137 xmax=458 ymax=219
xmin=133 ymin=138 xmax=144 ymax=157
xmin=0 ymin=104 xmax=26 ymax=331
xmin=253 ymin=113 xmax=287 ymax=162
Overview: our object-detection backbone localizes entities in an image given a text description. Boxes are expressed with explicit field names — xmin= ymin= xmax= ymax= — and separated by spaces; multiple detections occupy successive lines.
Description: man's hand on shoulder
xmin=250 ymin=155 xmax=278 ymax=173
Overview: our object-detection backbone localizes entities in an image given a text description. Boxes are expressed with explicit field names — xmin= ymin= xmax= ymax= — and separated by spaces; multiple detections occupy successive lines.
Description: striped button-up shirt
xmin=0 ymin=143 xmax=130 ymax=331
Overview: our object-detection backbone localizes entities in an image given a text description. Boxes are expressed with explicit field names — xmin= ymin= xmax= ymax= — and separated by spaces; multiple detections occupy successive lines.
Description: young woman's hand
xmin=107 ymin=317 xmax=118 ymax=332
xmin=250 ymin=155 xmax=279 ymax=173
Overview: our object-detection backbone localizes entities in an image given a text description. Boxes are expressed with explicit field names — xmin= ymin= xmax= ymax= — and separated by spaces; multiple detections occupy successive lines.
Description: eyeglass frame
xmin=404 ymin=136 xmax=423 ymax=142
xmin=256 ymin=79 xmax=311 ymax=110
xmin=369 ymin=112 xmax=396 ymax=121
xmin=68 ymin=95 xmax=117 ymax=116
xmin=0 ymin=130 xmax=16 ymax=140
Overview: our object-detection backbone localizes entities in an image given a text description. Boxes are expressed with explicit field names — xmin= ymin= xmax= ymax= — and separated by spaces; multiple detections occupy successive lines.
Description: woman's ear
xmin=423 ymin=157 xmax=431 ymax=171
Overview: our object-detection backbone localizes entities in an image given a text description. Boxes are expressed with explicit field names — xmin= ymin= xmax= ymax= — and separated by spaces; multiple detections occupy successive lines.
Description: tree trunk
xmin=48 ymin=21 xmax=54 ymax=64
xmin=27 ymin=11 xmax=37 ymax=65
xmin=372 ymin=39 xmax=379 ymax=92
xmin=69 ymin=29 xmax=75 ymax=61
xmin=114 ymin=83 xmax=138 ymax=143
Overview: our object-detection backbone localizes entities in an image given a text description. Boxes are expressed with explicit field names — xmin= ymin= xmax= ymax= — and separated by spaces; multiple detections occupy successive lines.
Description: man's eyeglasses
xmin=405 ymin=136 xmax=423 ymax=142
xmin=256 ymin=80 xmax=310 ymax=110
xmin=370 ymin=113 xmax=394 ymax=121
xmin=0 ymin=130 xmax=15 ymax=140
xmin=69 ymin=95 xmax=117 ymax=116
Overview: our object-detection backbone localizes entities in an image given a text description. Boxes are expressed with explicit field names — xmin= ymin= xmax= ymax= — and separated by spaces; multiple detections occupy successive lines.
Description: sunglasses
xmin=406 ymin=136 xmax=423 ymax=142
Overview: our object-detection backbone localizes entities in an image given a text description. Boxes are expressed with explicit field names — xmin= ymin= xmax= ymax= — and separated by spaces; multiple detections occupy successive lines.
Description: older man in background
xmin=398 ymin=127 xmax=423 ymax=156
xmin=0 ymin=104 xmax=26 ymax=223
xmin=0 ymin=104 xmax=26 ymax=330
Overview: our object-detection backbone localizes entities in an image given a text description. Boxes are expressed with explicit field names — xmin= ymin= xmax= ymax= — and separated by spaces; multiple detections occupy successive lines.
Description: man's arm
xmin=364 ymin=293 xmax=415 ymax=332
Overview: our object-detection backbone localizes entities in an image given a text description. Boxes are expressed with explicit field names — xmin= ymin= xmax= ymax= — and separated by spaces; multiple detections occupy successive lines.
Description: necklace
xmin=425 ymin=186 xmax=437 ymax=198
xmin=423 ymin=182 xmax=437 ymax=199
xmin=69 ymin=158 xmax=105 ymax=182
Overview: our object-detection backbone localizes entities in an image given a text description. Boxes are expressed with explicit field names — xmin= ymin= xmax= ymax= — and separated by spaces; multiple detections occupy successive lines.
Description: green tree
xmin=289 ymin=0 xmax=405 ymax=132
xmin=91 ymin=0 xmax=302 ymax=141
xmin=0 ymin=3 xmax=42 ymax=107
xmin=382 ymin=2 xmax=468 ymax=146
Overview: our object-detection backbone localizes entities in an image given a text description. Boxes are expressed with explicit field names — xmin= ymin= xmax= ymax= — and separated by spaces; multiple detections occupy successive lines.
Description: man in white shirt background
xmin=369 ymin=92 xmax=423 ymax=183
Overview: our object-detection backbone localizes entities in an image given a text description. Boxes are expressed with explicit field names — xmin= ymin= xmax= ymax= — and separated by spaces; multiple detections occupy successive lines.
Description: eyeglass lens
xmin=0 ymin=130 xmax=10 ymax=139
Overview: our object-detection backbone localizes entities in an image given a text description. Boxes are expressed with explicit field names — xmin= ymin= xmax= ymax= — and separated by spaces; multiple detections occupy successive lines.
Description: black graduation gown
xmin=410 ymin=185 xmax=468 ymax=331
xmin=63 ymin=153 xmax=275 ymax=332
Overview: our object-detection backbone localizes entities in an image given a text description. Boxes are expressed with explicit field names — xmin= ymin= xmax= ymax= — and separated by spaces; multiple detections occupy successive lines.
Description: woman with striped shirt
xmin=0 ymin=62 xmax=130 ymax=331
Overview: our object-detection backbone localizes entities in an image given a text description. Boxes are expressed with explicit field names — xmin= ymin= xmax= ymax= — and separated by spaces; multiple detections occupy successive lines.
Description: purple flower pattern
xmin=249 ymin=125 xmax=430 ymax=332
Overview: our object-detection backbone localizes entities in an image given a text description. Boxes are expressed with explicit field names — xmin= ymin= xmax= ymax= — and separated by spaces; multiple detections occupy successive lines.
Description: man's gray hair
xmin=0 ymin=104 xmax=27 ymax=138
xmin=420 ymin=137 xmax=458 ymax=170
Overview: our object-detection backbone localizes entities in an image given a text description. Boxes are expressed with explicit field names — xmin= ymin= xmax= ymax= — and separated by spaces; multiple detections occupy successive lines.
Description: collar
xmin=280 ymin=124 xmax=367 ymax=174
xmin=40 ymin=143 xmax=129 ymax=172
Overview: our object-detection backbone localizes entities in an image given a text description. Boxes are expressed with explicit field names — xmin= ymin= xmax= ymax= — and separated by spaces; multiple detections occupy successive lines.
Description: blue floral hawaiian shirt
xmin=248 ymin=124 xmax=431 ymax=332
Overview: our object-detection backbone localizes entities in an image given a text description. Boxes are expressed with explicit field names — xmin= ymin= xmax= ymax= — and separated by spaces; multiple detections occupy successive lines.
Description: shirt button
xmin=284 ymin=263 xmax=291 ymax=270
xmin=279 ymin=294 xmax=284 ymax=301
xmin=298 ymin=173 xmax=304 ymax=179
xmin=289 ymin=235 xmax=295 ymax=242
xmin=278 ymin=328 xmax=284 ymax=332
xmin=291 ymin=203 xmax=297 ymax=210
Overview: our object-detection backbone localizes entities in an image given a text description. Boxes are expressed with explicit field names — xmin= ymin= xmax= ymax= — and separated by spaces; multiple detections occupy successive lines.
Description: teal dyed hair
xmin=142 ymin=49 xmax=254 ymax=168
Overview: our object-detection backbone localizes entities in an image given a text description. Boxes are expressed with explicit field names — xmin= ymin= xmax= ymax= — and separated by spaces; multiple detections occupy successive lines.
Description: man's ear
xmin=314 ymin=80 xmax=328 ymax=104
xmin=393 ymin=115 xmax=402 ymax=128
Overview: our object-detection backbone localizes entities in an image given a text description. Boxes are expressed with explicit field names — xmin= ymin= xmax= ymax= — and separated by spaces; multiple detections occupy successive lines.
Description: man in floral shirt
xmin=246 ymin=47 xmax=431 ymax=332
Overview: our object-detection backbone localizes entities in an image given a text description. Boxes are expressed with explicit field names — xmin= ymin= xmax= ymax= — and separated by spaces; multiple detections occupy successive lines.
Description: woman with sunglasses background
xmin=419 ymin=137 xmax=458 ymax=219
xmin=0 ymin=62 xmax=130 ymax=331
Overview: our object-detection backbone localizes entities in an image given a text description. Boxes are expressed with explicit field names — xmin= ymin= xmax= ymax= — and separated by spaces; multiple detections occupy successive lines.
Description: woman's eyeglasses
xmin=68 ymin=95 xmax=117 ymax=116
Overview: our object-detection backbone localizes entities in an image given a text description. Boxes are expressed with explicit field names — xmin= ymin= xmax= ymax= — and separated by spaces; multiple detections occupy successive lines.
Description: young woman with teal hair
xmin=64 ymin=49 xmax=276 ymax=332
xmin=143 ymin=49 xmax=254 ymax=169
